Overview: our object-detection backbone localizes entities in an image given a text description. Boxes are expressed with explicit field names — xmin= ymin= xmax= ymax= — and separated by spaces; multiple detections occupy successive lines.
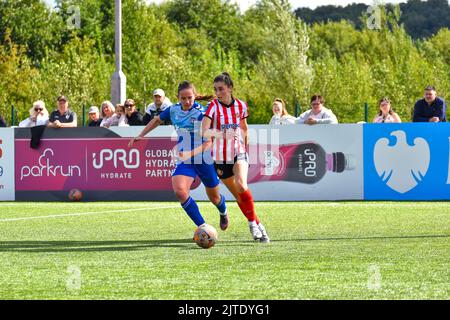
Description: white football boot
xmin=258 ymin=223 xmax=270 ymax=243
xmin=249 ymin=221 xmax=263 ymax=240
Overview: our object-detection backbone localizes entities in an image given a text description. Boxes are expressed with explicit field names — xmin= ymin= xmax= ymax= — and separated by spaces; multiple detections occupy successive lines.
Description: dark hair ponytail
xmin=178 ymin=80 xmax=196 ymax=95
xmin=214 ymin=72 xmax=234 ymax=88
xmin=178 ymin=80 xmax=214 ymax=101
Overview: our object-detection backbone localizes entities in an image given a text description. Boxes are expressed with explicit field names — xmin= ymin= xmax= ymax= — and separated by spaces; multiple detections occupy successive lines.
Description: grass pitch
xmin=0 ymin=201 xmax=449 ymax=299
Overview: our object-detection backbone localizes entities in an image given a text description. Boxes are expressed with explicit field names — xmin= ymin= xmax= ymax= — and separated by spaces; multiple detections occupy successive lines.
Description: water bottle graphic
xmin=247 ymin=142 xmax=355 ymax=184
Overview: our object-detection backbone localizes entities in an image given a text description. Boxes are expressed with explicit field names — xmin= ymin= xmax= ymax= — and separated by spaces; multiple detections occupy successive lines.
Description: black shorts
xmin=214 ymin=153 xmax=249 ymax=180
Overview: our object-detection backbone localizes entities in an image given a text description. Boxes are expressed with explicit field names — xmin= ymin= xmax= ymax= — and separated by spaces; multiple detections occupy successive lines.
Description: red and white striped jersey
xmin=204 ymin=98 xmax=248 ymax=163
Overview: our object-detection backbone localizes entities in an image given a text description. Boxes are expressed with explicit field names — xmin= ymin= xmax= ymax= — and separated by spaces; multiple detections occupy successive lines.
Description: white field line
xmin=1 ymin=202 xmax=448 ymax=207
xmin=0 ymin=202 xmax=448 ymax=222
xmin=0 ymin=205 xmax=180 ymax=222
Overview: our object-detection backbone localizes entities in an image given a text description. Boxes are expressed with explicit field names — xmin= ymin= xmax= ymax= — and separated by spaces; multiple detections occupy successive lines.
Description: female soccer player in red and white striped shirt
xmin=202 ymin=72 xmax=270 ymax=243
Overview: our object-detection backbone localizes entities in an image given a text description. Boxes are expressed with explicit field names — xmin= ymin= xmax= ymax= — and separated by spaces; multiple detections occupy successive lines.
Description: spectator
xmin=413 ymin=85 xmax=446 ymax=122
xmin=88 ymin=106 xmax=102 ymax=127
xmin=269 ymin=98 xmax=296 ymax=125
xmin=143 ymin=88 xmax=172 ymax=125
xmin=124 ymin=99 xmax=143 ymax=126
xmin=296 ymin=94 xmax=338 ymax=125
xmin=101 ymin=104 xmax=129 ymax=127
xmin=19 ymin=100 xmax=50 ymax=127
xmin=373 ymin=97 xmax=401 ymax=123
xmin=0 ymin=114 xmax=7 ymax=127
xmin=99 ymin=101 xmax=115 ymax=127
xmin=48 ymin=95 xmax=77 ymax=128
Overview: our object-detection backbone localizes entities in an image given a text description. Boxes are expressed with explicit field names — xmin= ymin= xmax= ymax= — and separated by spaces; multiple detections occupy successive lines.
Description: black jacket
xmin=88 ymin=119 xmax=103 ymax=127
xmin=143 ymin=107 xmax=172 ymax=126
xmin=126 ymin=111 xmax=144 ymax=126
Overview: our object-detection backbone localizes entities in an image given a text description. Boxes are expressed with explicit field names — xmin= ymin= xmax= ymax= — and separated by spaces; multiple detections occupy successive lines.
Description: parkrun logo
xmin=20 ymin=148 xmax=81 ymax=180
xmin=92 ymin=149 xmax=140 ymax=169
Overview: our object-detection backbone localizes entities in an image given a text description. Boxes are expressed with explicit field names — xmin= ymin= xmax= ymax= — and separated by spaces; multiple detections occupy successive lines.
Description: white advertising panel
xmin=0 ymin=128 xmax=15 ymax=201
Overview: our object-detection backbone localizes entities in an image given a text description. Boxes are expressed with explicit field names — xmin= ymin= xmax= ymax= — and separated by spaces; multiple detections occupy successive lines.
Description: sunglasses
xmin=34 ymin=108 xmax=43 ymax=112
xmin=125 ymin=104 xmax=134 ymax=108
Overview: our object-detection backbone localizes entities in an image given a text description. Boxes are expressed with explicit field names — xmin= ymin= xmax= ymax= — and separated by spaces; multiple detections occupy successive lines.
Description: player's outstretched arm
xmin=178 ymin=139 xmax=213 ymax=162
xmin=128 ymin=116 xmax=163 ymax=148
xmin=201 ymin=116 xmax=224 ymax=140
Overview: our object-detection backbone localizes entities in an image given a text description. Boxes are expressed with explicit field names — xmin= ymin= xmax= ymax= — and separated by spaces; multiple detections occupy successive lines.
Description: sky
xmin=43 ymin=0 xmax=409 ymax=11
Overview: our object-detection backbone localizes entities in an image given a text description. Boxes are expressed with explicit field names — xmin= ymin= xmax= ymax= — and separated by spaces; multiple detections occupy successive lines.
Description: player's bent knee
xmin=208 ymin=193 xmax=221 ymax=205
xmin=235 ymin=179 xmax=248 ymax=193
xmin=174 ymin=189 xmax=190 ymax=203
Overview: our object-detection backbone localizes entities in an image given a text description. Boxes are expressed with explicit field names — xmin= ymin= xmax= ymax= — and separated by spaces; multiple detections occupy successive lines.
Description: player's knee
xmin=174 ymin=189 xmax=189 ymax=203
xmin=235 ymin=178 xmax=247 ymax=193
xmin=208 ymin=193 xmax=221 ymax=205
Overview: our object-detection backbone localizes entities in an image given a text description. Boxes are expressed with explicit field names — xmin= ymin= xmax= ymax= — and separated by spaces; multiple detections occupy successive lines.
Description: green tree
xmin=0 ymin=0 xmax=64 ymax=65
xmin=0 ymin=30 xmax=39 ymax=124
xmin=251 ymin=0 xmax=312 ymax=122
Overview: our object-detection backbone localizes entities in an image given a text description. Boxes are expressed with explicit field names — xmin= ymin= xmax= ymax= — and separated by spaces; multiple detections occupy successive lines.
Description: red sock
xmin=237 ymin=189 xmax=260 ymax=224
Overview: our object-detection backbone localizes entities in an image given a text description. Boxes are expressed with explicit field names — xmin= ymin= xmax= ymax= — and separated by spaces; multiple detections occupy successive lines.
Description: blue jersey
xmin=159 ymin=101 xmax=205 ymax=152
xmin=159 ymin=101 xmax=218 ymax=188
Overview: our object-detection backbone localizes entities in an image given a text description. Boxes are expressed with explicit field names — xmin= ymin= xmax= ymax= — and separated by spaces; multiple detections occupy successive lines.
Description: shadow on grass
xmin=0 ymin=234 xmax=448 ymax=252
xmin=0 ymin=239 xmax=259 ymax=253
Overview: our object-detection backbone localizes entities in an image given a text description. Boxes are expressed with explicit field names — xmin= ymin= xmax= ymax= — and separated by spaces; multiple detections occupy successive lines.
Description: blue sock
xmin=216 ymin=194 xmax=227 ymax=216
xmin=181 ymin=196 xmax=205 ymax=226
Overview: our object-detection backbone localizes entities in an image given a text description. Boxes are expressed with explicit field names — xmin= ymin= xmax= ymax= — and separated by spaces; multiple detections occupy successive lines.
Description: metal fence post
xmin=11 ymin=104 xmax=15 ymax=126
xmin=82 ymin=103 xmax=86 ymax=127
xmin=364 ymin=102 xmax=369 ymax=123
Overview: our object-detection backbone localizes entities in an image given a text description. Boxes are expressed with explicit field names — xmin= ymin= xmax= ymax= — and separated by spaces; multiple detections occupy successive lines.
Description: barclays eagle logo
xmin=373 ymin=130 xmax=430 ymax=194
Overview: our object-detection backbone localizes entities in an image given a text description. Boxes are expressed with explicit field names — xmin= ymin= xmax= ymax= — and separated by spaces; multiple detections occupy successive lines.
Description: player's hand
xmin=54 ymin=120 xmax=62 ymax=128
xmin=178 ymin=151 xmax=192 ymax=162
xmin=128 ymin=136 xmax=141 ymax=148
xmin=224 ymin=128 xmax=238 ymax=140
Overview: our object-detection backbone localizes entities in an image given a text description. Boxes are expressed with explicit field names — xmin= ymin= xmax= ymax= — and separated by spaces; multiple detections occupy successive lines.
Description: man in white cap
xmin=143 ymin=88 xmax=172 ymax=125
xmin=88 ymin=106 xmax=102 ymax=127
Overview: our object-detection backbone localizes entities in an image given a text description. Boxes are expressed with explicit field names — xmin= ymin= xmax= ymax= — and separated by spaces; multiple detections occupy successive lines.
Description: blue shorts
xmin=173 ymin=162 xmax=219 ymax=188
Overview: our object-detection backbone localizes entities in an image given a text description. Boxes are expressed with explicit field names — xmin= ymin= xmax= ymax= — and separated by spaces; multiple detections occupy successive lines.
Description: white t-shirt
xmin=296 ymin=107 xmax=338 ymax=124
xmin=18 ymin=115 xmax=49 ymax=127
xmin=269 ymin=114 xmax=296 ymax=125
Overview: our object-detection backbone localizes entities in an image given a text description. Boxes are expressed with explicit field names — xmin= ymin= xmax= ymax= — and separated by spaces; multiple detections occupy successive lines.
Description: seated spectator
xmin=269 ymin=98 xmax=296 ymax=125
xmin=19 ymin=100 xmax=50 ymax=127
xmin=413 ymin=85 xmax=446 ymax=122
xmin=48 ymin=95 xmax=77 ymax=128
xmin=373 ymin=97 xmax=401 ymax=123
xmin=0 ymin=114 xmax=7 ymax=127
xmin=101 ymin=104 xmax=129 ymax=127
xmin=296 ymin=94 xmax=338 ymax=125
xmin=124 ymin=99 xmax=143 ymax=126
xmin=88 ymin=106 xmax=102 ymax=127
xmin=99 ymin=101 xmax=115 ymax=127
xmin=143 ymin=89 xmax=172 ymax=125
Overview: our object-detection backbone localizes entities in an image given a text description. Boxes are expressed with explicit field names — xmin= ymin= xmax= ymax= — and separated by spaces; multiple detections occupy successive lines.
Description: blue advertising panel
xmin=364 ymin=123 xmax=450 ymax=200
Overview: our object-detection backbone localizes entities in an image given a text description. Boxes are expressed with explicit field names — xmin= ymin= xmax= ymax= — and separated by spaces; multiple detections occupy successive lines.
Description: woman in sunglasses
xmin=124 ymin=99 xmax=144 ymax=126
xmin=18 ymin=100 xmax=50 ymax=127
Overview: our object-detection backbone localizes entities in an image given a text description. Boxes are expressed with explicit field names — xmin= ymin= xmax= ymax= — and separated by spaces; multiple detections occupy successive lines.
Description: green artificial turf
xmin=0 ymin=201 xmax=448 ymax=299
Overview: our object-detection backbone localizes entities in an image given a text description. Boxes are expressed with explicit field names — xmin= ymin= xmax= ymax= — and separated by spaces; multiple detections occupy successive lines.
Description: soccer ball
xmin=193 ymin=224 xmax=218 ymax=249
xmin=68 ymin=188 xmax=83 ymax=201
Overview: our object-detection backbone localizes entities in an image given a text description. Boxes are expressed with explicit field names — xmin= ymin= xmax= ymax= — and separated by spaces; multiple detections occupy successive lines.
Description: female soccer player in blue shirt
xmin=128 ymin=81 xmax=229 ymax=231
